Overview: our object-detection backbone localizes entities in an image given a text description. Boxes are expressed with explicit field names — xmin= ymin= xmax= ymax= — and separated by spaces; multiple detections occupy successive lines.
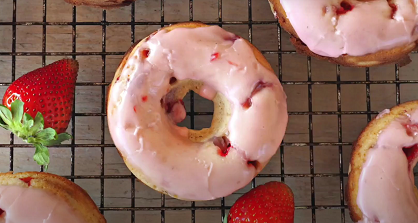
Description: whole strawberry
xmin=0 ymin=59 xmax=79 ymax=169
xmin=3 ymin=59 xmax=78 ymax=134
xmin=226 ymin=181 xmax=295 ymax=223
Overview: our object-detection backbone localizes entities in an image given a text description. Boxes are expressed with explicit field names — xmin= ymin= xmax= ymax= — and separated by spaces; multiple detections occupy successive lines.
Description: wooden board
xmin=0 ymin=0 xmax=418 ymax=222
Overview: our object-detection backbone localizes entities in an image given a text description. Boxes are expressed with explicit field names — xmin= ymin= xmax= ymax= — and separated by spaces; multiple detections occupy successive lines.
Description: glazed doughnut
xmin=64 ymin=0 xmax=136 ymax=9
xmin=0 ymin=171 xmax=106 ymax=223
xmin=107 ymin=22 xmax=288 ymax=201
xmin=347 ymin=101 xmax=418 ymax=223
xmin=268 ymin=0 xmax=418 ymax=67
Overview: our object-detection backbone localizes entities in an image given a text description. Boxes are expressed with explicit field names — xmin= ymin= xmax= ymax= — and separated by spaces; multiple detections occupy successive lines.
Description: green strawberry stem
xmin=223 ymin=215 xmax=228 ymax=223
xmin=0 ymin=99 xmax=72 ymax=170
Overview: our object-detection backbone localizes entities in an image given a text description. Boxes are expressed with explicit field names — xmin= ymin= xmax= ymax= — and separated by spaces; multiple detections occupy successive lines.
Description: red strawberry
xmin=0 ymin=59 xmax=78 ymax=169
xmin=226 ymin=181 xmax=295 ymax=223
xmin=3 ymin=59 xmax=78 ymax=134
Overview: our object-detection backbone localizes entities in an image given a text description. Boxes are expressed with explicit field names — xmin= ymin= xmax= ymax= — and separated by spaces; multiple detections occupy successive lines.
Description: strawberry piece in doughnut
xmin=141 ymin=49 xmax=150 ymax=60
xmin=210 ymin=53 xmax=220 ymax=62
xmin=107 ymin=22 xmax=288 ymax=201
xmin=19 ymin=177 xmax=33 ymax=186
xmin=402 ymin=123 xmax=418 ymax=171
xmin=0 ymin=172 xmax=106 ymax=223
xmin=347 ymin=101 xmax=418 ymax=223
xmin=403 ymin=145 xmax=418 ymax=170
xmin=389 ymin=2 xmax=398 ymax=19
xmin=242 ymin=81 xmax=273 ymax=109
xmin=213 ymin=136 xmax=231 ymax=157
xmin=336 ymin=1 xmax=353 ymax=15
xmin=269 ymin=0 xmax=418 ymax=67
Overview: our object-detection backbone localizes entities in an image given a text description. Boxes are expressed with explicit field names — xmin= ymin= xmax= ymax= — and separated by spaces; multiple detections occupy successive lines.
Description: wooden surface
xmin=0 ymin=0 xmax=418 ymax=223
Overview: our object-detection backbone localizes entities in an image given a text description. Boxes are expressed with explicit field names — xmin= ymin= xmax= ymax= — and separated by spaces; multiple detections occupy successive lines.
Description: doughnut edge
xmin=267 ymin=0 xmax=418 ymax=68
xmin=64 ymin=0 xmax=136 ymax=9
xmin=106 ymin=21 xmax=279 ymax=201
xmin=0 ymin=171 xmax=106 ymax=223
xmin=346 ymin=100 xmax=418 ymax=222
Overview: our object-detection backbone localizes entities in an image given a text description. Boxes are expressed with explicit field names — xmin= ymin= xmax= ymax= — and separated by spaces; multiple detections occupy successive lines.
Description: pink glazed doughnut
xmin=107 ymin=22 xmax=288 ymax=201
xmin=269 ymin=0 xmax=418 ymax=67
xmin=0 ymin=172 xmax=106 ymax=223
xmin=347 ymin=101 xmax=418 ymax=223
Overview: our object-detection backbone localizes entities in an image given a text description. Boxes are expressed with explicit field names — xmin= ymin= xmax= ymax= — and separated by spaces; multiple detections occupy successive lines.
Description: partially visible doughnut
xmin=0 ymin=171 xmax=106 ymax=223
xmin=347 ymin=101 xmax=418 ymax=223
xmin=107 ymin=22 xmax=288 ymax=201
xmin=268 ymin=0 xmax=418 ymax=67
xmin=64 ymin=0 xmax=136 ymax=9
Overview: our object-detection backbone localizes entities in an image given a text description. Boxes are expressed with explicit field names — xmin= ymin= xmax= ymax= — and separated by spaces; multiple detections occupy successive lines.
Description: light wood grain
xmin=1 ymin=0 xmax=418 ymax=223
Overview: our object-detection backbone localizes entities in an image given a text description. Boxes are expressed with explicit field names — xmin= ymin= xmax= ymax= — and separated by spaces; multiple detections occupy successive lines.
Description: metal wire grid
xmin=0 ymin=0 xmax=417 ymax=223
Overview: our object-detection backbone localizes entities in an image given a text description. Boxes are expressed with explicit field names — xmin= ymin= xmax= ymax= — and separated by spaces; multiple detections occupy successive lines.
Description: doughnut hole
xmin=160 ymin=79 xmax=232 ymax=145
xmin=160 ymin=79 xmax=267 ymax=164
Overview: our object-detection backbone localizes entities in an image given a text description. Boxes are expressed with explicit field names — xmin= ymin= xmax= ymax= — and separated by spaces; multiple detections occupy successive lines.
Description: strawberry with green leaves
xmin=0 ymin=59 xmax=79 ymax=170
xmin=225 ymin=181 xmax=295 ymax=223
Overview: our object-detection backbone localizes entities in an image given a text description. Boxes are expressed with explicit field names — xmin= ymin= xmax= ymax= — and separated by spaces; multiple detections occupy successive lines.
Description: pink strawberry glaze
xmin=356 ymin=109 xmax=418 ymax=223
xmin=0 ymin=186 xmax=85 ymax=223
xmin=279 ymin=0 xmax=418 ymax=57
xmin=107 ymin=25 xmax=288 ymax=201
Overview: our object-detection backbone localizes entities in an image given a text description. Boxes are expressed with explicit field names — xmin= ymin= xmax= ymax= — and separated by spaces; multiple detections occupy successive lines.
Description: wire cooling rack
xmin=1 ymin=0 xmax=417 ymax=223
